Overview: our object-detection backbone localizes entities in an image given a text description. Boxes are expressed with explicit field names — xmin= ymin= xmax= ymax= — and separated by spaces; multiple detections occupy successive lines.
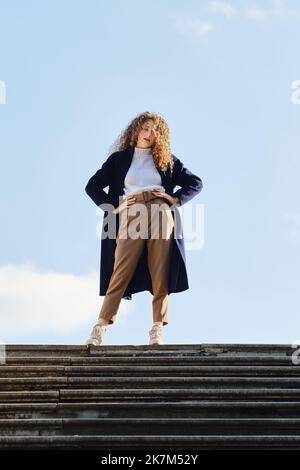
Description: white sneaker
xmin=85 ymin=323 xmax=107 ymax=346
xmin=149 ymin=323 xmax=164 ymax=345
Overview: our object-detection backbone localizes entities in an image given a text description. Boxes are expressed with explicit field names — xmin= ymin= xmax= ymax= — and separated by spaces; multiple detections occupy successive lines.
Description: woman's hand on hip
xmin=151 ymin=190 xmax=179 ymax=207
xmin=113 ymin=195 xmax=137 ymax=214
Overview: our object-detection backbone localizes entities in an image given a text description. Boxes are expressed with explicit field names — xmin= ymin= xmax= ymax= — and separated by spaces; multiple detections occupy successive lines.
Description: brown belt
xmin=128 ymin=190 xmax=162 ymax=203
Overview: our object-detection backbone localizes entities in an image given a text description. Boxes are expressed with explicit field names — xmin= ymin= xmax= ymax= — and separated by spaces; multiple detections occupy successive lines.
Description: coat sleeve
xmin=85 ymin=154 xmax=118 ymax=210
xmin=172 ymin=156 xmax=203 ymax=206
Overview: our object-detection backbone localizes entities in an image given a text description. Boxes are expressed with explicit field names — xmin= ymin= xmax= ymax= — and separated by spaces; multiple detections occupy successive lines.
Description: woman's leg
xmin=146 ymin=198 xmax=175 ymax=326
xmin=97 ymin=318 xmax=110 ymax=326
xmin=98 ymin=207 xmax=146 ymax=325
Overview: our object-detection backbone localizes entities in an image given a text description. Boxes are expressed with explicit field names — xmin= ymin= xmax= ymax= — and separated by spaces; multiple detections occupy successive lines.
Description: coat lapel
xmin=119 ymin=146 xmax=135 ymax=191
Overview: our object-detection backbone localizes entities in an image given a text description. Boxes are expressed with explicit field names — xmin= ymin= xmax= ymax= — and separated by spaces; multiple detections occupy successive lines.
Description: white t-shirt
xmin=123 ymin=146 xmax=166 ymax=197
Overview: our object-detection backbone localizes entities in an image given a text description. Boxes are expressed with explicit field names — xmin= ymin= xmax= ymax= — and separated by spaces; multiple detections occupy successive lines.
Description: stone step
xmin=4 ymin=343 xmax=295 ymax=358
xmin=1 ymin=388 xmax=300 ymax=403
xmin=4 ymin=355 xmax=299 ymax=370
xmin=2 ymin=400 xmax=300 ymax=419
xmin=1 ymin=376 xmax=300 ymax=391
xmin=1 ymin=417 xmax=300 ymax=436
xmin=59 ymin=388 xmax=300 ymax=401
xmin=1 ymin=364 xmax=300 ymax=377
xmin=0 ymin=434 xmax=300 ymax=449
xmin=0 ymin=392 xmax=59 ymax=402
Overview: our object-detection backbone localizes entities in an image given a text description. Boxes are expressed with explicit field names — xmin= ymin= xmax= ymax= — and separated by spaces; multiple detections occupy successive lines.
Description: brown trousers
xmin=98 ymin=190 xmax=175 ymax=326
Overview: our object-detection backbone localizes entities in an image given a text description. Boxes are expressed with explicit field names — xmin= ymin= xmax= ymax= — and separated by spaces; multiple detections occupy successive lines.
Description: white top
xmin=123 ymin=146 xmax=166 ymax=197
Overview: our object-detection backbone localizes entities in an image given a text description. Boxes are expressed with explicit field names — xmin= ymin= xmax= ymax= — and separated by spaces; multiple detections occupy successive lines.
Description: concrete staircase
xmin=1 ymin=343 xmax=300 ymax=449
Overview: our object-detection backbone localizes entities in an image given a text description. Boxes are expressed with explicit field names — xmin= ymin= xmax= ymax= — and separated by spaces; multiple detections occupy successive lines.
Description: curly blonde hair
xmin=108 ymin=111 xmax=175 ymax=174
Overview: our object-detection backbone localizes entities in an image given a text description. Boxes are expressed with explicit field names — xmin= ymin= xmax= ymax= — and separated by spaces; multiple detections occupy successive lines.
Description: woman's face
xmin=136 ymin=120 xmax=156 ymax=148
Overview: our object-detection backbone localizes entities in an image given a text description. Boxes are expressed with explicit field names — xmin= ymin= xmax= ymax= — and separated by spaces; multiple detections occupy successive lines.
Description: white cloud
xmin=272 ymin=0 xmax=288 ymax=12
xmin=172 ymin=14 xmax=214 ymax=38
xmin=209 ymin=1 xmax=238 ymax=18
xmin=171 ymin=0 xmax=300 ymax=40
xmin=0 ymin=262 xmax=132 ymax=340
xmin=245 ymin=0 xmax=300 ymax=22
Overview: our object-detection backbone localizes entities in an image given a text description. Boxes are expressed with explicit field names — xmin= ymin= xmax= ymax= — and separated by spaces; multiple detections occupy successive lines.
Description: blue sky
xmin=1 ymin=0 xmax=300 ymax=345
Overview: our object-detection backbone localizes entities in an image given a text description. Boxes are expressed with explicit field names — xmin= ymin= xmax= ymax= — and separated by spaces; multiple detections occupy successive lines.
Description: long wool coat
xmin=85 ymin=146 xmax=203 ymax=300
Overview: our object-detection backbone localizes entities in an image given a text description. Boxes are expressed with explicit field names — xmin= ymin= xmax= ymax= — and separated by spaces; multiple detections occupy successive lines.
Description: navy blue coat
xmin=85 ymin=146 xmax=203 ymax=300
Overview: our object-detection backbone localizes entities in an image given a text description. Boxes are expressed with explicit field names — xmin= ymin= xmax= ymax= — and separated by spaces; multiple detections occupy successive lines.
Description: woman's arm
xmin=172 ymin=156 xmax=203 ymax=206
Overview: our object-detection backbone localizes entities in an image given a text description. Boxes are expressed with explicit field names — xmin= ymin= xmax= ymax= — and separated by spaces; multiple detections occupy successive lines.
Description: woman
xmin=85 ymin=111 xmax=203 ymax=346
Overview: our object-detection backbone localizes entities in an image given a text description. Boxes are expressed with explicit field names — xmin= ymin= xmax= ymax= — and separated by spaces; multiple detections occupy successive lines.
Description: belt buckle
xmin=142 ymin=190 xmax=148 ymax=202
